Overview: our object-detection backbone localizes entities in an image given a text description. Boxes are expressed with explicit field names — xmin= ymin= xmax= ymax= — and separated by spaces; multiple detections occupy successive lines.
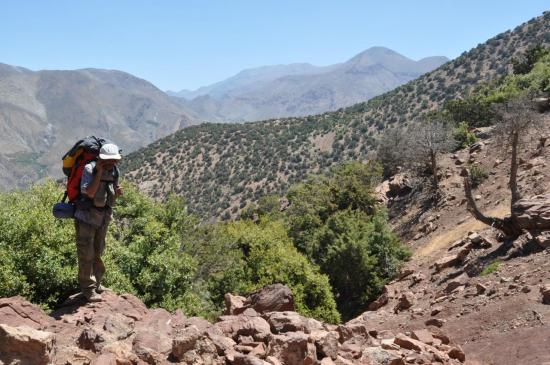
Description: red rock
xmin=434 ymin=254 xmax=461 ymax=272
xmin=0 ymin=323 xmax=54 ymax=365
xmin=541 ymin=284 xmax=550 ymax=304
xmin=90 ymin=353 xmax=117 ymax=365
xmin=430 ymin=306 xmax=443 ymax=316
xmin=312 ymin=330 xmax=339 ymax=360
xmin=234 ymin=353 xmax=271 ymax=365
xmin=132 ymin=308 xmax=173 ymax=363
xmin=393 ymin=291 xmax=414 ymax=313
xmin=171 ymin=325 xmax=201 ymax=360
xmin=215 ymin=314 xmax=271 ymax=340
xmin=393 ymin=334 xmax=424 ymax=352
xmin=429 ymin=329 xmax=450 ymax=345
xmin=265 ymin=311 xmax=322 ymax=334
xmin=361 ymin=347 xmax=405 ymax=365
xmin=0 ymin=296 xmax=54 ymax=330
xmin=368 ymin=286 xmax=389 ymax=311
xmin=225 ymin=293 xmax=247 ymax=315
xmin=425 ymin=318 xmax=445 ymax=328
xmin=266 ymin=332 xmax=314 ymax=365
xmin=243 ymin=284 xmax=295 ymax=314
xmin=77 ymin=326 xmax=110 ymax=352
xmin=337 ymin=322 xmax=369 ymax=342
xmin=476 ymin=283 xmax=487 ymax=295
xmin=411 ymin=329 xmax=434 ymax=345
xmin=208 ymin=333 xmax=236 ymax=356
xmin=444 ymin=273 xmax=469 ymax=294
xmin=448 ymin=345 xmax=466 ymax=362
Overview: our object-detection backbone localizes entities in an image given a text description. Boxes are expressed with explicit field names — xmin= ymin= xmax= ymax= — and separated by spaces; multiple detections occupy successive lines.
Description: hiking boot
xmin=83 ymin=291 xmax=102 ymax=302
xmin=96 ymin=284 xmax=111 ymax=294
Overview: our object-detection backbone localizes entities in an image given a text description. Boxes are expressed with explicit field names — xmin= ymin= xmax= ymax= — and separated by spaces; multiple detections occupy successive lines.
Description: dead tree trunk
xmin=430 ymin=149 xmax=438 ymax=190
xmin=463 ymin=175 xmax=520 ymax=237
xmin=509 ymin=130 xmax=520 ymax=209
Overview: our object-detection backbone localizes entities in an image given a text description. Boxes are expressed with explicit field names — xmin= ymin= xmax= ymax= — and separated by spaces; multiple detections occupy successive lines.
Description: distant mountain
xmin=169 ymin=47 xmax=449 ymax=122
xmin=0 ymin=65 xmax=197 ymax=189
xmin=168 ymin=63 xmax=334 ymax=100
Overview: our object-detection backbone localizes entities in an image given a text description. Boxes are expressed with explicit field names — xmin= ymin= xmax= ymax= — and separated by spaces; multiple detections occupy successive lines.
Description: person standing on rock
xmin=74 ymin=143 xmax=123 ymax=302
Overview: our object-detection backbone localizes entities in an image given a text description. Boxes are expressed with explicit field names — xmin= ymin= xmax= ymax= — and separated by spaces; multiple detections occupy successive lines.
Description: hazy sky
xmin=1 ymin=1 xmax=548 ymax=91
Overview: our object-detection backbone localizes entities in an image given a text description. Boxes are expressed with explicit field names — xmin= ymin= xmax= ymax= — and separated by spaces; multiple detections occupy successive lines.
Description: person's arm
xmin=82 ymin=161 xmax=104 ymax=198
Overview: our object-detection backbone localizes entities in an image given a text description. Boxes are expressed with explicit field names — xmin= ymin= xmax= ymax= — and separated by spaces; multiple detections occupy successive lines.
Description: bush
xmin=453 ymin=121 xmax=478 ymax=149
xmin=469 ymin=164 xmax=489 ymax=187
xmin=480 ymin=260 xmax=501 ymax=276
xmin=0 ymin=182 xmax=78 ymax=310
xmin=443 ymin=97 xmax=495 ymax=128
xmin=283 ymin=162 xmax=410 ymax=320
xmin=209 ymin=220 xmax=341 ymax=323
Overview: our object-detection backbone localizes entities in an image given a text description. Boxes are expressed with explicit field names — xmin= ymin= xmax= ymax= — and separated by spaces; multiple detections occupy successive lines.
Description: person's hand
xmin=115 ymin=186 xmax=124 ymax=197
xmin=96 ymin=159 xmax=105 ymax=172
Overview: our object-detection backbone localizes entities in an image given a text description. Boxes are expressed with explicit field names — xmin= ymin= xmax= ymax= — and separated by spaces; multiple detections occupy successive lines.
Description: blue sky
xmin=1 ymin=1 xmax=548 ymax=91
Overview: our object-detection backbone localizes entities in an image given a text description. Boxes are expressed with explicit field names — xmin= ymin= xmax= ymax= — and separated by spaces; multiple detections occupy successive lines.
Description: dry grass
xmin=416 ymin=204 xmax=510 ymax=258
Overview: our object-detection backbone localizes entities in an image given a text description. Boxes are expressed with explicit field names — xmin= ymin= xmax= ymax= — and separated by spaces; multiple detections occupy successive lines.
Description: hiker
xmin=73 ymin=143 xmax=123 ymax=302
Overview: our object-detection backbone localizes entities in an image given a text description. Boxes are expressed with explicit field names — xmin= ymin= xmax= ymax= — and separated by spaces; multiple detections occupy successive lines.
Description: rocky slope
xmin=0 ymin=65 xmax=197 ymax=189
xmin=364 ymin=113 xmax=550 ymax=364
xmin=171 ymin=47 xmax=449 ymax=122
xmin=122 ymin=12 xmax=550 ymax=219
xmin=0 ymin=284 xmax=467 ymax=365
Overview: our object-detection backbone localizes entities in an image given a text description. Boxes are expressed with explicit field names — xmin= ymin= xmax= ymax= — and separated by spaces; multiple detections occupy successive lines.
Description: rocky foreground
xmin=0 ymin=284 xmax=467 ymax=365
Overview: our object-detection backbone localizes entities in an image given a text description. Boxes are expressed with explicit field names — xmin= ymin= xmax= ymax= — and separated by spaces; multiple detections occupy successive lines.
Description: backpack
xmin=61 ymin=136 xmax=117 ymax=202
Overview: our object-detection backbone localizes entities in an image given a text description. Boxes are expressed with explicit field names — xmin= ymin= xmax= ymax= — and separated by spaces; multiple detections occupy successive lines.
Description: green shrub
xmin=207 ymin=220 xmax=341 ymax=323
xmin=283 ymin=162 xmax=410 ymax=320
xmin=469 ymin=164 xmax=489 ymax=187
xmin=0 ymin=182 xmax=78 ymax=310
xmin=453 ymin=121 xmax=478 ymax=148
xmin=480 ymin=260 xmax=501 ymax=276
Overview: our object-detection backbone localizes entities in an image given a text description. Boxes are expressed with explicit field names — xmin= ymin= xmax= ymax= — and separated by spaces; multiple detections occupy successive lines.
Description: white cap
xmin=99 ymin=143 xmax=122 ymax=160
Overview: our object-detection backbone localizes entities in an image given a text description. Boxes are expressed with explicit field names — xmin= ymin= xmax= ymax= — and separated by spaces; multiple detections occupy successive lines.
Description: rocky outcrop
xmin=512 ymin=195 xmax=550 ymax=230
xmin=0 ymin=284 xmax=466 ymax=364
xmin=0 ymin=324 xmax=54 ymax=365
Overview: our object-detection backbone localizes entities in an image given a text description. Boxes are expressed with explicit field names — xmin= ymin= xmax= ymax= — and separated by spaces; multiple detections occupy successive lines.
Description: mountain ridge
xmin=0 ymin=65 xmax=198 ymax=189
xmin=169 ymin=47 xmax=449 ymax=122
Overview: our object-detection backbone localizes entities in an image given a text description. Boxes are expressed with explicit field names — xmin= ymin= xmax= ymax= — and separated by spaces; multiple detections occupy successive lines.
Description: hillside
xmin=170 ymin=47 xmax=449 ymax=122
xmin=0 ymin=65 xmax=197 ymax=189
xmin=123 ymin=12 xmax=550 ymax=219
xmin=361 ymin=109 xmax=550 ymax=364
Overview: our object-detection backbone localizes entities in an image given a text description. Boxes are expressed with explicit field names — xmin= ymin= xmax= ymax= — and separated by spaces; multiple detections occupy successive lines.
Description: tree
xmin=512 ymin=44 xmax=549 ymax=75
xmin=407 ymin=120 xmax=456 ymax=190
xmin=209 ymin=220 xmax=341 ymax=323
xmin=463 ymin=94 xmax=541 ymax=236
xmin=377 ymin=127 xmax=409 ymax=177
xmin=283 ymin=162 xmax=410 ymax=320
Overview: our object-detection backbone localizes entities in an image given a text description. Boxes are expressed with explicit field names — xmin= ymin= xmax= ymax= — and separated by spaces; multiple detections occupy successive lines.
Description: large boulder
xmin=512 ymin=195 xmax=550 ymax=230
xmin=388 ymin=173 xmax=412 ymax=197
xmin=0 ymin=296 xmax=54 ymax=329
xmin=132 ymin=308 xmax=173 ymax=363
xmin=242 ymin=284 xmax=295 ymax=314
xmin=0 ymin=323 xmax=54 ymax=365
xmin=264 ymin=311 xmax=323 ymax=334
xmin=215 ymin=314 xmax=271 ymax=341
xmin=266 ymin=332 xmax=316 ymax=365
xmin=361 ymin=347 xmax=404 ymax=365
xmin=225 ymin=293 xmax=247 ymax=315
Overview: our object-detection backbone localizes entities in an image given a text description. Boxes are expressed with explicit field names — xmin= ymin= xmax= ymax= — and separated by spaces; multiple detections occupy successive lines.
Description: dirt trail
xmin=416 ymin=205 xmax=509 ymax=257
